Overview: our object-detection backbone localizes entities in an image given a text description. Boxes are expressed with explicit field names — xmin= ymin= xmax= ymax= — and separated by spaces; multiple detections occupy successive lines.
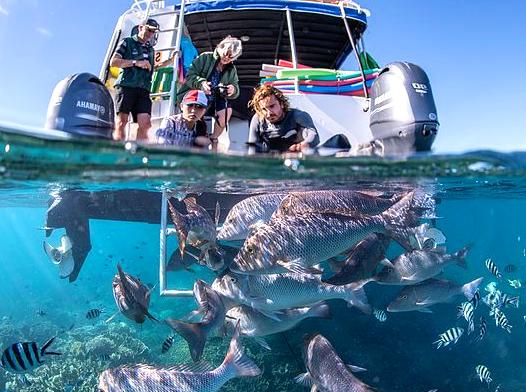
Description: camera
xmin=212 ymin=84 xmax=229 ymax=98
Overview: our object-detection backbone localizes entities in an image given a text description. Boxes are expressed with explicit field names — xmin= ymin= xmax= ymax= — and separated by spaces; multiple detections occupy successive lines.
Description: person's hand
xmin=201 ymin=81 xmax=212 ymax=94
xmin=137 ymin=60 xmax=151 ymax=71
xmin=288 ymin=141 xmax=309 ymax=152
xmin=226 ymin=84 xmax=235 ymax=97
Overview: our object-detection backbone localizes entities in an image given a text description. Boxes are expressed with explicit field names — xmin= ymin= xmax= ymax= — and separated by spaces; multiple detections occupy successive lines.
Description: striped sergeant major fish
xmin=86 ymin=308 xmax=104 ymax=320
xmin=457 ymin=302 xmax=475 ymax=334
xmin=500 ymin=293 xmax=520 ymax=309
xmin=433 ymin=327 xmax=464 ymax=349
xmin=475 ymin=316 xmax=487 ymax=342
xmin=485 ymin=258 xmax=502 ymax=279
xmin=0 ymin=337 xmax=60 ymax=374
xmin=490 ymin=307 xmax=512 ymax=333
xmin=161 ymin=334 xmax=175 ymax=354
xmin=373 ymin=308 xmax=387 ymax=322
xmin=475 ymin=365 xmax=492 ymax=386
xmin=470 ymin=289 xmax=481 ymax=309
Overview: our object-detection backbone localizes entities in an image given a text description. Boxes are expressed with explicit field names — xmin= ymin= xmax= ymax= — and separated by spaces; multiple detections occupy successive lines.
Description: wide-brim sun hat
xmin=217 ymin=36 xmax=242 ymax=61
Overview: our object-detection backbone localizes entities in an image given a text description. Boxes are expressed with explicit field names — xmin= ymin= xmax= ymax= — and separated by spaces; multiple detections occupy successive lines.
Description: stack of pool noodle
xmin=260 ymin=60 xmax=379 ymax=96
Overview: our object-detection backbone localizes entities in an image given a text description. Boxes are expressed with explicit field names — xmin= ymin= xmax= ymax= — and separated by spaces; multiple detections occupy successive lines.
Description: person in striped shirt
xmin=154 ymin=90 xmax=211 ymax=148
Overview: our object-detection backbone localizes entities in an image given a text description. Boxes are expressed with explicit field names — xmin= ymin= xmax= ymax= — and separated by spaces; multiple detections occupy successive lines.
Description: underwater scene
xmin=1 ymin=150 xmax=526 ymax=392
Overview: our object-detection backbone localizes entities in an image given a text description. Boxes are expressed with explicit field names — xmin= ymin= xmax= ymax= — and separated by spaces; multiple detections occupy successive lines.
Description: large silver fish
xmin=275 ymin=188 xmax=435 ymax=218
xmin=225 ymin=302 xmax=330 ymax=338
xmin=231 ymin=191 xmax=418 ymax=275
xmin=295 ymin=334 xmax=375 ymax=392
xmin=275 ymin=190 xmax=404 ymax=217
xmin=166 ymin=280 xmax=226 ymax=362
xmin=43 ymin=235 xmax=74 ymax=279
xmin=387 ymin=277 xmax=483 ymax=313
xmin=212 ymin=272 xmax=370 ymax=314
xmin=371 ymin=245 xmax=471 ymax=285
xmin=112 ymin=264 xmax=157 ymax=324
xmin=217 ymin=193 xmax=287 ymax=241
xmin=323 ymin=233 xmax=391 ymax=285
xmin=97 ymin=322 xmax=261 ymax=392
xmin=169 ymin=197 xmax=222 ymax=270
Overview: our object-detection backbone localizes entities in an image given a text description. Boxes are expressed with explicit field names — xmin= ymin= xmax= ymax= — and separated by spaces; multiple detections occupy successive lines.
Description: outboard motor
xmin=45 ymin=73 xmax=114 ymax=139
xmin=369 ymin=62 xmax=438 ymax=152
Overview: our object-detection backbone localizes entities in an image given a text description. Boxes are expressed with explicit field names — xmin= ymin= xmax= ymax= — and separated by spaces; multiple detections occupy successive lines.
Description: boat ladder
xmin=141 ymin=0 xmax=187 ymax=116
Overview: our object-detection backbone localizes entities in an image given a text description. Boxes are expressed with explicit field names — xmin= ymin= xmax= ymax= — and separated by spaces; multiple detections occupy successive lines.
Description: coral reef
xmin=3 ymin=321 xmax=152 ymax=392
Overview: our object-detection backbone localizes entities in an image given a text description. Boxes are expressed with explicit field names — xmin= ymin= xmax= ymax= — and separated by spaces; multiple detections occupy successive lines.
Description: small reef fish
xmin=470 ymin=289 xmax=481 ymax=309
xmin=295 ymin=334 xmax=374 ymax=392
xmin=231 ymin=192 xmax=419 ymax=275
xmin=35 ymin=309 xmax=46 ymax=317
xmin=433 ymin=327 xmax=464 ymax=349
xmin=485 ymin=258 xmax=502 ymax=279
xmin=475 ymin=316 xmax=487 ymax=342
xmin=43 ymin=235 xmax=74 ymax=279
xmin=111 ymin=264 xmax=157 ymax=324
xmin=161 ymin=335 xmax=175 ymax=354
xmin=373 ymin=308 xmax=387 ymax=322
xmin=387 ymin=277 xmax=483 ymax=313
xmin=475 ymin=365 xmax=492 ymax=386
xmin=508 ymin=279 xmax=522 ymax=289
xmin=97 ymin=323 xmax=261 ymax=392
xmin=500 ymin=293 xmax=520 ymax=308
xmin=86 ymin=308 xmax=104 ymax=320
xmin=166 ymin=280 xmax=226 ymax=362
xmin=485 ymin=281 xmax=498 ymax=293
xmin=371 ymin=245 xmax=471 ymax=286
xmin=0 ymin=337 xmax=60 ymax=374
xmin=98 ymin=354 xmax=111 ymax=361
xmin=457 ymin=302 xmax=475 ymax=334
xmin=504 ymin=263 xmax=517 ymax=273
xmin=217 ymin=193 xmax=287 ymax=241
xmin=491 ymin=307 xmax=512 ymax=333
xmin=483 ymin=290 xmax=502 ymax=310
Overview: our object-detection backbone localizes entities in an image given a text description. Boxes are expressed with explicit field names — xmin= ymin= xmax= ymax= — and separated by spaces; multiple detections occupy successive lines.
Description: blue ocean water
xmin=0 ymin=145 xmax=526 ymax=391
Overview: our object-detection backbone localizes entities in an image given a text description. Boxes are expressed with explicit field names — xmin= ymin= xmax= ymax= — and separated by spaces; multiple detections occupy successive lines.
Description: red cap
xmin=182 ymin=90 xmax=208 ymax=107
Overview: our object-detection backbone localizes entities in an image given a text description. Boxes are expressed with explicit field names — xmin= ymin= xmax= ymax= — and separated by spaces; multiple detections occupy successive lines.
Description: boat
xmin=42 ymin=0 xmax=438 ymax=154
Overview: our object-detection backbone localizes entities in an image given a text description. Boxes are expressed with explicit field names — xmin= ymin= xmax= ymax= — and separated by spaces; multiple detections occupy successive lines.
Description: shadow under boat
xmin=45 ymin=189 xmax=248 ymax=282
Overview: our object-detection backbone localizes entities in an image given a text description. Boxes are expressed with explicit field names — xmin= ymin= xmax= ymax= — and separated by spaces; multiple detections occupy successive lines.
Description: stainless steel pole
xmin=168 ymin=0 xmax=187 ymax=115
xmin=285 ymin=8 xmax=299 ymax=94
xmin=339 ymin=2 xmax=369 ymax=99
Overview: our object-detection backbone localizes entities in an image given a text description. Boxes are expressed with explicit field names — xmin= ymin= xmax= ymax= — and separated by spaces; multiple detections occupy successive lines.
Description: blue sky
xmin=0 ymin=0 xmax=524 ymax=153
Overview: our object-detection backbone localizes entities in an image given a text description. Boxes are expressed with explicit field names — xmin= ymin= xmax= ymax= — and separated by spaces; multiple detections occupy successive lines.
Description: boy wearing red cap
xmin=154 ymin=90 xmax=211 ymax=147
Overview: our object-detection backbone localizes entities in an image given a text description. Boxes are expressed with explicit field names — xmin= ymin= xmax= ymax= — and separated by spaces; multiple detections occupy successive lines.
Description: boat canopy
xmin=178 ymin=0 xmax=369 ymax=86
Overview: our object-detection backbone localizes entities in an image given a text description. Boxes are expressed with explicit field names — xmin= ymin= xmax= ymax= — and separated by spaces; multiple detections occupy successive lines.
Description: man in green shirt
xmin=110 ymin=19 xmax=160 ymax=141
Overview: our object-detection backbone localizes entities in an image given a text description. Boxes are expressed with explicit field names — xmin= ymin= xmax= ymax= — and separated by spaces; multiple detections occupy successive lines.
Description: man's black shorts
xmin=115 ymin=86 xmax=152 ymax=120
xmin=206 ymin=96 xmax=228 ymax=118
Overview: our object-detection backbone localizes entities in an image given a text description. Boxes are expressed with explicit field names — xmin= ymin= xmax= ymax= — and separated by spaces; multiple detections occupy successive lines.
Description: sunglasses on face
xmin=186 ymin=104 xmax=206 ymax=109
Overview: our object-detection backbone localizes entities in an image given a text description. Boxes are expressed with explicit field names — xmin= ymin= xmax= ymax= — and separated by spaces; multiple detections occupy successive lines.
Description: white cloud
xmin=36 ymin=27 xmax=53 ymax=37
xmin=0 ymin=5 xmax=8 ymax=16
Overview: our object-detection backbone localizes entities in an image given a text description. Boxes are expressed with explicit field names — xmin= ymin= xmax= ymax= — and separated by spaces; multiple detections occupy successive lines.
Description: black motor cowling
xmin=45 ymin=73 xmax=114 ymax=139
xmin=369 ymin=62 xmax=438 ymax=152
